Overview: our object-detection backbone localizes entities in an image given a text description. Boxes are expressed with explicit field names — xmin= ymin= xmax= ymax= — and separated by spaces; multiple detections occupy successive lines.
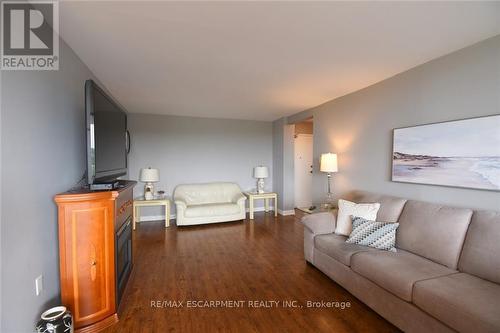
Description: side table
xmin=133 ymin=197 xmax=171 ymax=230
xmin=244 ymin=192 xmax=278 ymax=220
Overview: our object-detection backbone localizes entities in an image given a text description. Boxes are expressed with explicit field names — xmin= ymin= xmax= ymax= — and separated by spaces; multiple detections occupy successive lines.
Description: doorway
xmin=293 ymin=118 xmax=313 ymax=208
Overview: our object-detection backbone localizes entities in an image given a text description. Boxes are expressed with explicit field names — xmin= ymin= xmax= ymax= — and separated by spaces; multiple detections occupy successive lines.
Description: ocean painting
xmin=392 ymin=115 xmax=500 ymax=191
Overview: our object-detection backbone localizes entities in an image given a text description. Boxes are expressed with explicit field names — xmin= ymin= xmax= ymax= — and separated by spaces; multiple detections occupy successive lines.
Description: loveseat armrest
xmin=301 ymin=212 xmax=337 ymax=235
xmin=232 ymin=192 xmax=247 ymax=204
xmin=174 ymin=199 xmax=187 ymax=209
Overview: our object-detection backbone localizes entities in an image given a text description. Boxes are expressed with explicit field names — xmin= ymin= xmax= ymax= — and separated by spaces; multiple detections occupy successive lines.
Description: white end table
xmin=133 ymin=197 xmax=171 ymax=230
xmin=245 ymin=192 xmax=278 ymax=220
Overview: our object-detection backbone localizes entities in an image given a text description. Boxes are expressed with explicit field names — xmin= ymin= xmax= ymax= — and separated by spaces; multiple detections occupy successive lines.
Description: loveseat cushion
xmin=396 ymin=200 xmax=472 ymax=269
xmin=185 ymin=203 xmax=241 ymax=218
xmin=314 ymin=234 xmax=377 ymax=266
xmin=458 ymin=210 xmax=500 ymax=284
xmin=350 ymin=191 xmax=407 ymax=222
xmin=413 ymin=273 xmax=500 ymax=333
xmin=351 ymin=249 xmax=455 ymax=302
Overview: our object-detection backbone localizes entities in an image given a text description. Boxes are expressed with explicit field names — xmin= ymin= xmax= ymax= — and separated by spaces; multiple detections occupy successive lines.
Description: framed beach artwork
xmin=392 ymin=115 xmax=500 ymax=191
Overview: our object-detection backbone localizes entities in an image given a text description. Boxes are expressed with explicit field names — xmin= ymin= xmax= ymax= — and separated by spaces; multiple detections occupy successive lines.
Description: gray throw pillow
xmin=346 ymin=216 xmax=399 ymax=252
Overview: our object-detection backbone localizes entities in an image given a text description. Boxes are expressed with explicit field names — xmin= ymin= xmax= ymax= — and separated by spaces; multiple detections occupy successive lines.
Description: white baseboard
xmin=137 ymin=206 xmax=278 ymax=223
xmin=278 ymin=209 xmax=295 ymax=216
xmin=138 ymin=214 xmax=176 ymax=223
xmin=245 ymin=206 xmax=275 ymax=213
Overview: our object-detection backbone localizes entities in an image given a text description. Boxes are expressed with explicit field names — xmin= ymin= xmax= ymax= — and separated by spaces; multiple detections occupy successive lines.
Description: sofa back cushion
xmin=350 ymin=191 xmax=407 ymax=223
xmin=174 ymin=182 xmax=243 ymax=205
xmin=458 ymin=210 xmax=500 ymax=284
xmin=397 ymin=200 xmax=472 ymax=269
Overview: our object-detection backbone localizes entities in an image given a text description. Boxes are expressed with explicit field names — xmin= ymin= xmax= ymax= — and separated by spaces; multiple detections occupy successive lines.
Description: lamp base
xmin=326 ymin=172 xmax=334 ymax=204
xmin=257 ymin=178 xmax=265 ymax=194
xmin=144 ymin=183 xmax=155 ymax=200
xmin=325 ymin=192 xmax=335 ymax=206
xmin=321 ymin=202 xmax=335 ymax=210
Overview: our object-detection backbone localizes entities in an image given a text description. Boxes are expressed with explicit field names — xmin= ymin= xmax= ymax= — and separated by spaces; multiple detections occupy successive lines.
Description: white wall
xmin=277 ymin=35 xmax=500 ymax=211
xmin=128 ymin=113 xmax=273 ymax=218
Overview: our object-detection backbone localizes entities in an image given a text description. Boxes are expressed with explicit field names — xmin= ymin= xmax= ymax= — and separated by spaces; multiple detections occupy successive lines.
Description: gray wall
xmin=272 ymin=119 xmax=296 ymax=213
xmin=278 ymin=35 xmax=500 ymax=211
xmin=0 ymin=67 xmax=3 ymax=329
xmin=272 ymin=119 xmax=285 ymax=210
xmin=128 ymin=113 xmax=273 ymax=218
xmin=1 ymin=41 xmax=99 ymax=331
xmin=282 ymin=124 xmax=295 ymax=212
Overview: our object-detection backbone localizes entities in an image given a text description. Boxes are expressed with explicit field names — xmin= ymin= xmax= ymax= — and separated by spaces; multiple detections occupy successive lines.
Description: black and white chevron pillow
xmin=346 ymin=216 xmax=399 ymax=252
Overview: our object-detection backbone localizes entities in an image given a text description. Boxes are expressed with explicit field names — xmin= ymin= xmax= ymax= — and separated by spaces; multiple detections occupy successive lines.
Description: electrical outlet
xmin=35 ymin=275 xmax=43 ymax=296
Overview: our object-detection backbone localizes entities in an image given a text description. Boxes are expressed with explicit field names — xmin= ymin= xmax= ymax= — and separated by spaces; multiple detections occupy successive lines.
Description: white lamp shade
xmin=253 ymin=166 xmax=269 ymax=178
xmin=139 ymin=168 xmax=159 ymax=182
xmin=320 ymin=153 xmax=338 ymax=173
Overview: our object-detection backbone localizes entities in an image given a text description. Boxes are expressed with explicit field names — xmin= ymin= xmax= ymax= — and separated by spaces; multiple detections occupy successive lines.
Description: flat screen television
xmin=85 ymin=79 xmax=129 ymax=185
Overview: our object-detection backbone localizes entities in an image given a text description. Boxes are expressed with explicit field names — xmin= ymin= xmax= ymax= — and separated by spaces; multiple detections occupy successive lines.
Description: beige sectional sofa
xmin=302 ymin=191 xmax=500 ymax=333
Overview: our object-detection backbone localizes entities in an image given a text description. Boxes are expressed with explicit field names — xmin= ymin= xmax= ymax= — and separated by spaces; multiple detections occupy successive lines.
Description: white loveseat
xmin=174 ymin=182 xmax=247 ymax=226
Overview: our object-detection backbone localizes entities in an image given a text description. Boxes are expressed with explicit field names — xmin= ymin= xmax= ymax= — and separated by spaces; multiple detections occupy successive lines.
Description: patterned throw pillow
xmin=346 ymin=216 xmax=399 ymax=252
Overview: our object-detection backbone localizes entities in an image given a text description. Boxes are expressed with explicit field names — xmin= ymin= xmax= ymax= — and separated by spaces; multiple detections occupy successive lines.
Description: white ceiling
xmin=60 ymin=1 xmax=500 ymax=121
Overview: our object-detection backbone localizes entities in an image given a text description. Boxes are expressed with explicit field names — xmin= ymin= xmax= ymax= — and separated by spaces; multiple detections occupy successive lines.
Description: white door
xmin=294 ymin=134 xmax=313 ymax=208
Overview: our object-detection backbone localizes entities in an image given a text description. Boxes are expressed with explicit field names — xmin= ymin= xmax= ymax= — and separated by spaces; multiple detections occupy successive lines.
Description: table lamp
xmin=253 ymin=166 xmax=269 ymax=194
xmin=139 ymin=167 xmax=159 ymax=200
xmin=320 ymin=153 xmax=338 ymax=203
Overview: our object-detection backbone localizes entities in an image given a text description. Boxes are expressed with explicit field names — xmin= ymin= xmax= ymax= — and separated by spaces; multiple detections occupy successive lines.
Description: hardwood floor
xmin=104 ymin=212 xmax=399 ymax=333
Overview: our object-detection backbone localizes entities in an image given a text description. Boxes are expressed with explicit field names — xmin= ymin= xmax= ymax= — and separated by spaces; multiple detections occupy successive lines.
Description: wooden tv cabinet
xmin=54 ymin=180 xmax=136 ymax=333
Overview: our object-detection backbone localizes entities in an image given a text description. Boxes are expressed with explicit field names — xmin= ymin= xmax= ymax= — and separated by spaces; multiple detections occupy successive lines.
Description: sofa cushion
xmin=314 ymin=233 xmax=377 ymax=266
xmin=396 ymin=200 xmax=472 ymax=269
xmin=413 ymin=273 xmax=500 ymax=333
xmin=458 ymin=210 xmax=500 ymax=284
xmin=350 ymin=191 xmax=407 ymax=222
xmin=351 ymin=249 xmax=456 ymax=302
xmin=185 ymin=203 xmax=241 ymax=218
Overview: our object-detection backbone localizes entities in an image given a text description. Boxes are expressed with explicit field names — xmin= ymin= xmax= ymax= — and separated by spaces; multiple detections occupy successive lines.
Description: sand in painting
xmin=393 ymin=152 xmax=500 ymax=190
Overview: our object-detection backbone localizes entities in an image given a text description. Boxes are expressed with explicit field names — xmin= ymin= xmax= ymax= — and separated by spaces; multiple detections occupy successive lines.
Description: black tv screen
xmin=85 ymin=80 xmax=129 ymax=185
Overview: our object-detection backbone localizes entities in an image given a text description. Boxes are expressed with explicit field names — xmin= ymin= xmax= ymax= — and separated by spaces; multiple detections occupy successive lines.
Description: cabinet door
xmin=59 ymin=198 xmax=116 ymax=328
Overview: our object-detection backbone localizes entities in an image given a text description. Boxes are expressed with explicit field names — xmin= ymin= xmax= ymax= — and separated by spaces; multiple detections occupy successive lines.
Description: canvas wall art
xmin=392 ymin=115 xmax=500 ymax=191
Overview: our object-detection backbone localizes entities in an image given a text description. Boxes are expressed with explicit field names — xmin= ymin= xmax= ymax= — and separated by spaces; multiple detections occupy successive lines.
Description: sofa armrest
xmin=232 ymin=192 xmax=247 ymax=204
xmin=301 ymin=212 xmax=337 ymax=235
